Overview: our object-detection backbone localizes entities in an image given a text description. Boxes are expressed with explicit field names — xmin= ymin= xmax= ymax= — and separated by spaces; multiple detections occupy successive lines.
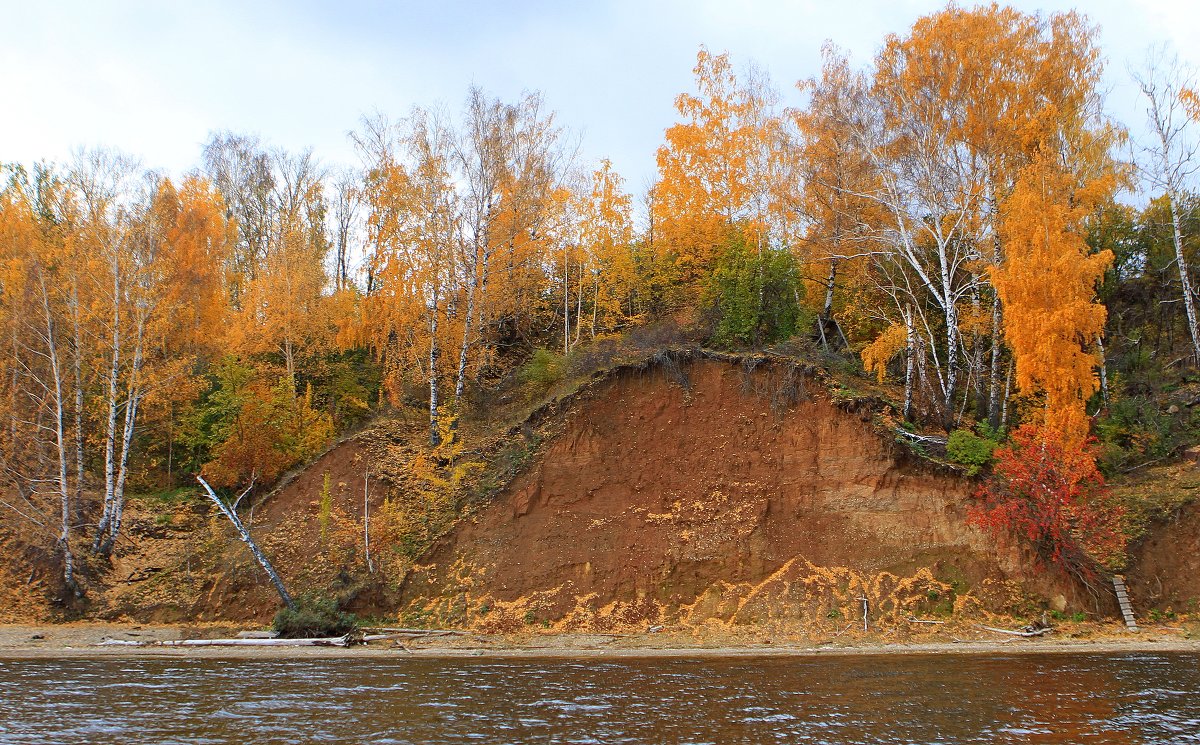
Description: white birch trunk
xmin=197 ymin=476 xmax=295 ymax=610
xmin=95 ymin=260 xmax=121 ymax=552
xmin=1168 ymin=194 xmax=1200 ymax=363
xmin=37 ymin=272 xmax=78 ymax=595
xmin=98 ymin=313 xmax=147 ymax=555
xmin=429 ymin=287 xmax=442 ymax=447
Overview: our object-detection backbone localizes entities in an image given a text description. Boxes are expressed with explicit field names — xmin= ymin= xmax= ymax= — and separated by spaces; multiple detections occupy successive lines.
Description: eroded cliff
xmin=401 ymin=358 xmax=1056 ymax=631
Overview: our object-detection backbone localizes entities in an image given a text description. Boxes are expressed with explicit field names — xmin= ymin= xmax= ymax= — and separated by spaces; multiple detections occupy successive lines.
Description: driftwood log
xmin=97 ymin=629 xmax=470 ymax=648
xmin=159 ymin=635 xmax=354 ymax=647
xmin=977 ymin=624 xmax=1054 ymax=637
xmin=98 ymin=635 xmax=355 ymax=648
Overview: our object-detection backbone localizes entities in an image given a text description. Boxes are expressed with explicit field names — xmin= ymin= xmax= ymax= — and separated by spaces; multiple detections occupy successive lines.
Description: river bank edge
xmin=1 ymin=623 xmax=1198 ymax=660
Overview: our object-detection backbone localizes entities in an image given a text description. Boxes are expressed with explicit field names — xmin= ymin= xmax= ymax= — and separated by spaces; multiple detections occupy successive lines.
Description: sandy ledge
xmin=1 ymin=624 xmax=1198 ymax=660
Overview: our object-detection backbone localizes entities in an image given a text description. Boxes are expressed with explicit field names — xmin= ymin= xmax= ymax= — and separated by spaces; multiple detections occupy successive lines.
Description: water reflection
xmin=0 ymin=652 xmax=1198 ymax=743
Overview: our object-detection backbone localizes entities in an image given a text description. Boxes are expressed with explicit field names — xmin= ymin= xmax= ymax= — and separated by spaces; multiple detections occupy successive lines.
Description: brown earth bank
xmin=3 ymin=353 xmax=1196 ymax=632
xmin=1127 ymin=496 xmax=1200 ymax=617
xmin=399 ymin=357 xmax=1096 ymax=632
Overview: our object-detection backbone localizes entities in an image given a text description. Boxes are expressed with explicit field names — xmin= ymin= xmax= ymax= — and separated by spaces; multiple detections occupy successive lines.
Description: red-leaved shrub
xmin=969 ymin=424 xmax=1126 ymax=581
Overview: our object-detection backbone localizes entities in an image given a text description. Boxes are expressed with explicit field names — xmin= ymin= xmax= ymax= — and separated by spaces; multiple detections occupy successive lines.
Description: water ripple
xmin=1 ymin=652 xmax=1198 ymax=743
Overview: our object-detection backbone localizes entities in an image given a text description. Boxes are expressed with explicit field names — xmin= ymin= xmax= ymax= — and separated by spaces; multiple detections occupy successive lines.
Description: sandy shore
xmin=1 ymin=623 xmax=1198 ymax=660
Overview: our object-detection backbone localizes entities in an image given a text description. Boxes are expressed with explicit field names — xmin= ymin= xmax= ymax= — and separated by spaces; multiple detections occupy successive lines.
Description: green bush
xmin=706 ymin=233 xmax=803 ymax=348
xmin=946 ymin=427 xmax=999 ymax=475
xmin=1095 ymin=395 xmax=1180 ymax=473
xmin=272 ymin=595 xmax=358 ymax=639
xmin=518 ymin=348 xmax=565 ymax=392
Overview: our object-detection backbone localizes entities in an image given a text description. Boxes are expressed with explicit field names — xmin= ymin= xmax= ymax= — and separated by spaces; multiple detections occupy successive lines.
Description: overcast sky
xmin=3 ymin=1 xmax=1198 ymax=195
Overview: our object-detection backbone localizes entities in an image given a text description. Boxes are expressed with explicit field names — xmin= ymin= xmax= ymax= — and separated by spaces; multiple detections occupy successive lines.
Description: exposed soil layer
xmin=1127 ymin=500 xmax=1200 ymax=615
xmin=401 ymin=359 xmax=1074 ymax=630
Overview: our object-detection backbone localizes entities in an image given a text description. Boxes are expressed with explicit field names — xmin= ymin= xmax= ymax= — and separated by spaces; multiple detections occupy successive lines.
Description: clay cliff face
xmin=403 ymin=359 xmax=1034 ymax=629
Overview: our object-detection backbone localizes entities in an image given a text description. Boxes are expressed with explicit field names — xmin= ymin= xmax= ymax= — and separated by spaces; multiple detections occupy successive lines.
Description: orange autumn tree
xmin=653 ymin=47 xmax=782 ymax=287
xmin=574 ymin=159 xmax=640 ymax=338
xmin=0 ymin=166 xmax=84 ymax=591
xmin=354 ymin=92 xmax=571 ymax=444
xmin=228 ymin=149 xmax=332 ymax=389
xmin=992 ymin=152 xmax=1113 ymax=447
xmin=135 ymin=177 xmax=233 ymax=487
xmin=792 ymin=43 xmax=879 ymax=353
xmin=355 ymin=108 xmax=464 ymax=445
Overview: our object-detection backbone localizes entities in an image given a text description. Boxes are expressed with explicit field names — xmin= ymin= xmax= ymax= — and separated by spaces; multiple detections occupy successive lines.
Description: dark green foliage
xmin=705 ymin=233 xmax=803 ymax=348
xmin=946 ymin=426 xmax=1001 ymax=476
xmin=1095 ymin=393 xmax=1200 ymax=473
xmin=1088 ymin=198 xmax=1200 ymax=473
xmin=297 ymin=347 xmax=382 ymax=430
xmin=175 ymin=357 xmax=256 ymax=476
xmin=272 ymin=595 xmax=358 ymax=638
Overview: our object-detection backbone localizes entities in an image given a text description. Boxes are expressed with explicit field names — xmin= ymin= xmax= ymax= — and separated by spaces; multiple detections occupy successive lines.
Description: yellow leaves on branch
xmin=992 ymin=154 xmax=1112 ymax=446
xmin=576 ymin=160 xmax=641 ymax=333
xmin=861 ymin=323 xmax=907 ymax=383
xmin=1180 ymin=87 xmax=1200 ymax=121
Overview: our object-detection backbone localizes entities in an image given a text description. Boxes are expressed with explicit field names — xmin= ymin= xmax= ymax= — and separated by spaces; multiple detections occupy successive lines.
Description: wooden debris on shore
xmin=976 ymin=624 xmax=1054 ymax=637
xmin=98 ymin=634 xmax=356 ymax=647
xmin=96 ymin=627 xmax=472 ymax=649
xmin=360 ymin=627 xmax=470 ymax=642
xmin=160 ymin=635 xmax=356 ymax=647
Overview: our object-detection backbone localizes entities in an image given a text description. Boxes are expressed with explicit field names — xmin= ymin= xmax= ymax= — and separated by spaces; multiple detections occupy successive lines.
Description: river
xmin=1 ymin=652 xmax=1198 ymax=743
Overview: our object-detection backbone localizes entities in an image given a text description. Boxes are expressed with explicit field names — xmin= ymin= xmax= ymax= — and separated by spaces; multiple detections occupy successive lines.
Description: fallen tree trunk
xmin=197 ymin=475 xmax=296 ymax=611
xmin=99 ymin=635 xmax=356 ymax=648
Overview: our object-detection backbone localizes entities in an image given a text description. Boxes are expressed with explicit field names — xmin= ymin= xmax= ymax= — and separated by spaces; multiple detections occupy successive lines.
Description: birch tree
xmin=356 ymin=109 xmax=460 ymax=445
xmin=1133 ymin=49 xmax=1200 ymax=364
xmin=0 ymin=167 xmax=81 ymax=594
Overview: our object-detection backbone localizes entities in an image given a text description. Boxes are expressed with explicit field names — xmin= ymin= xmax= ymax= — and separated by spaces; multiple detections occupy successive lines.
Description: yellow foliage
xmin=652 ymin=47 xmax=782 ymax=285
xmin=860 ymin=323 xmax=908 ymax=382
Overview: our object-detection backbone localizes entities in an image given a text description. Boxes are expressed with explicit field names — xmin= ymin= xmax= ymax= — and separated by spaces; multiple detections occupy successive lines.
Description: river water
xmin=1 ymin=652 xmax=1198 ymax=743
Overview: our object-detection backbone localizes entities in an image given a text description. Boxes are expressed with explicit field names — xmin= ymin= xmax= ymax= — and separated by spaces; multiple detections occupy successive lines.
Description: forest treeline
xmin=5 ymin=4 xmax=1200 ymax=591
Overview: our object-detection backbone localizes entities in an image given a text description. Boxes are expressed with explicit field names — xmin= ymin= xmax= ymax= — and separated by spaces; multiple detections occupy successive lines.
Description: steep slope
xmin=1127 ymin=499 xmax=1200 ymax=616
xmin=401 ymin=358 xmax=1069 ymax=631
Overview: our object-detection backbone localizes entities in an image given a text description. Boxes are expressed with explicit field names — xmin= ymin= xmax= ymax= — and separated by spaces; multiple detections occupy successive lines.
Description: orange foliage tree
xmin=354 ymin=91 xmax=573 ymax=444
xmin=992 ymin=154 xmax=1113 ymax=446
xmin=653 ymin=47 xmax=784 ymax=286
xmin=814 ymin=5 xmax=1119 ymax=428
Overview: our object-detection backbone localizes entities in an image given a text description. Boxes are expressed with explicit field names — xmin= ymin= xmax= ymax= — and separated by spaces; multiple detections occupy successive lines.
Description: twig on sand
xmin=360 ymin=627 xmax=469 ymax=637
